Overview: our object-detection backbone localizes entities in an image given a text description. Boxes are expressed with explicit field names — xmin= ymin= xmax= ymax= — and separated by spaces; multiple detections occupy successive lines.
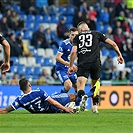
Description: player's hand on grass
xmin=64 ymin=107 xmax=74 ymax=114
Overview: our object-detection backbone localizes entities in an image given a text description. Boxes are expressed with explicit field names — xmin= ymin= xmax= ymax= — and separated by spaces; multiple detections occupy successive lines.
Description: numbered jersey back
xmin=73 ymin=30 xmax=107 ymax=65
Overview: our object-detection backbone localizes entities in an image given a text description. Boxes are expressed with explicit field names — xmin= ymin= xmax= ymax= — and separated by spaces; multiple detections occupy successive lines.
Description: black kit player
xmin=68 ymin=21 xmax=124 ymax=113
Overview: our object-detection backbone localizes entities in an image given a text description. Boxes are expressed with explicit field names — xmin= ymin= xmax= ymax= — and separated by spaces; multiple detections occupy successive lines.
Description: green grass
xmin=0 ymin=109 xmax=133 ymax=133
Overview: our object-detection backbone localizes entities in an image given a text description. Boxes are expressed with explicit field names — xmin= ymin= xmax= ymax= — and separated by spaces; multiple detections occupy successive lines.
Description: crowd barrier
xmin=0 ymin=85 xmax=132 ymax=109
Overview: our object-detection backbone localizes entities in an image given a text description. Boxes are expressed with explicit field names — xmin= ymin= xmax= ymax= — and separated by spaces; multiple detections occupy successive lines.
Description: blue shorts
xmin=50 ymin=93 xmax=70 ymax=113
xmin=56 ymin=70 xmax=77 ymax=84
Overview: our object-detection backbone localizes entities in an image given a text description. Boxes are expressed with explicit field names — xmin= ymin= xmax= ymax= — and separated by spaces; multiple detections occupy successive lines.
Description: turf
xmin=0 ymin=109 xmax=133 ymax=133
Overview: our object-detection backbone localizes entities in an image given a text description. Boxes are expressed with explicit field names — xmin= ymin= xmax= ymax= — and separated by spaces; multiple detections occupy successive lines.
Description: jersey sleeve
xmin=11 ymin=97 xmax=21 ymax=110
xmin=58 ymin=41 xmax=65 ymax=54
xmin=39 ymin=89 xmax=50 ymax=101
xmin=97 ymin=32 xmax=108 ymax=42
xmin=72 ymin=35 xmax=78 ymax=46
xmin=0 ymin=34 xmax=5 ymax=44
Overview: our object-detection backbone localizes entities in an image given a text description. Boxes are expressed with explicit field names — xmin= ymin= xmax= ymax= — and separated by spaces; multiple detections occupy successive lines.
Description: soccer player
xmin=0 ymin=78 xmax=97 ymax=114
xmin=55 ymin=27 xmax=78 ymax=93
xmin=0 ymin=33 xmax=10 ymax=73
xmin=68 ymin=21 xmax=124 ymax=113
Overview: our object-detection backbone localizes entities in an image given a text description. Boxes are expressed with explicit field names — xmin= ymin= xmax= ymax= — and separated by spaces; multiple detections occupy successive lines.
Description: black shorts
xmin=77 ymin=61 xmax=101 ymax=80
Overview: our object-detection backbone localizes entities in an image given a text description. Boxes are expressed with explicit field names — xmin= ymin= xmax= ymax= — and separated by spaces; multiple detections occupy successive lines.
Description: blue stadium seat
xmin=101 ymin=48 xmax=109 ymax=56
xmin=35 ymin=56 xmax=44 ymax=65
xmin=10 ymin=66 xmax=18 ymax=73
xmin=26 ymin=22 xmax=34 ymax=30
xmin=32 ymin=74 xmax=39 ymax=80
xmin=17 ymin=65 xmax=26 ymax=75
xmin=65 ymin=7 xmax=75 ymax=15
xmin=35 ymin=14 xmax=43 ymax=22
xmin=42 ymin=58 xmax=54 ymax=66
xmin=43 ymin=15 xmax=51 ymax=23
xmin=65 ymin=16 xmax=73 ymax=24
xmin=34 ymin=66 xmax=42 ymax=75
xmin=25 ymin=66 xmax=34 ymax=75
xmin=109 ymin=50 xmax=117 ymax=58
xmin=10 ymin=57 xmax=19 ymax=66
xmin=51 ymin=15 xmax=59 ymax=23
xmin=23 ymin=30 xmax=33 ymax=39
xmin=27 ymin=14 xmax=35 ymax=22
xmin=29 ymin=47 xmax=37 ymax=56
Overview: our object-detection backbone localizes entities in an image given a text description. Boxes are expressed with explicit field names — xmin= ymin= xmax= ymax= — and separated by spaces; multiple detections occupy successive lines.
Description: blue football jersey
xmin=11 ymin=88 xmax=71 ymax=113
xmin=11 ymin=88 xmax=52 ymax=113
xmin=56 ymin=38 xmax=72 ymax=71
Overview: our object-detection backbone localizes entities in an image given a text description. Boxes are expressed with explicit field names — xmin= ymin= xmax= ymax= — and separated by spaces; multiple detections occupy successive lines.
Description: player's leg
xmin=56 ymin=70 xmax=72 ymax=93
xmin=90 ymin=61 xmax=101 ymax=113
xmin=70 ymin=72 xmax=77 ymax=93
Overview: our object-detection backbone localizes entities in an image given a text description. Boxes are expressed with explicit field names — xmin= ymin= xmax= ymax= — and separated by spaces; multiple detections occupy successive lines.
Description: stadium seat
xmin=37 ymin=48 xmax=45 ymax=57
xmin=109 ymin=50 xmax=117 ymax=58
xmin=27 ymin=14 xmax=35 ymax=22
xmin=10 ymin=66 xmax=18 ymax=73
xmin=29 ymin=47 xmax=37 ymax=57
xmin=65 ymin=7 xmax=75 ymax=15
xmin=65 ymin=16 xmax=73 ymax=24
xmin=25 ymin=66 xmax=34 ymax=75
xmin=101 ymin=48 xmax=109 ymax=56
xmin=51 ymin=15 xmax=59 ymax=23
xmin=27 ymin=57 xmax=36 ymax=66
xmin=26 ymin=22 xmax=34 ymax=30
xmin=35 ymin=56 xmax=44 ymax=65
xmin=35 ymin=14 xmax=43 ymax=22
xmin=49 ymin=23 xmax=57 ymax=32
xmin=42 ymin=57 xmax=54 ymax=66
xmin=10 ymin=57 xmax=19 ymax=66
xmin=17 ymin=65 xmax=26 ymax=75
xmin=42 ymin=66 xmax=52 ymax=75
xmin=45 ymin=48 xmax=54 ymax=57
xmin=20 ymin=14 xmax=27 ymax=21
xmin=34 ymin=66 xmax=42 ymax=75
xmin=23 ymin=30 xmax=33 ymax=39
xmin=19 ymin=57 xmax=27 ymax=65
xmin=43 ymin=15 xmax=51 ymax=23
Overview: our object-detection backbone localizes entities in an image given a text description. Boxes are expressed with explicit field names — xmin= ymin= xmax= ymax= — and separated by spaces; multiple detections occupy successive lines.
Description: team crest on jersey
xmin=78 ymin=48 xmax=91 ymax=54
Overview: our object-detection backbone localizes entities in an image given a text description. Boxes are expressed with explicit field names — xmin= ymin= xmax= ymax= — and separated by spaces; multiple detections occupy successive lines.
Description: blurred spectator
xmin=113 ymin=20 xmax=122 ymax=34
xmin=44 ymin=28 xmax=59 ymax=48
xmin=117 ymin=11 xmax=127 ymax=25
xmin=108 ymin=6 xmax=115 ymax=25
xmin=113 ymin=56 xmax=131 ymax=80
xmin=122 ymin=20 xmax=131 ymax=33
xmin=102 ymin=55 xmax=114 ymax=80
xmin=105 ymin=27 xmax=114 ymax=49
xmin=8 ymin=33 xmax=22 ymax=57
xmin=79 ymin=2 xmax=89 ymax=15
xmin=57 ymin=17 xmax=69 ymax=40
xmin=31 ymin=25 xmax=47 ymax=49
xmin=0 ymin=16 xmax=10 ymax=36
xmin=115 ymin=0 xmax=128 ymax=17
xmin=51 ymin=65 xmax=59 ymax=81
xmin=72 ymin=0 xmax=84 ymax=11
xmin=11 ymin=73 xmax=19 ymax=85
xmin=88 ymin=6 xmax=97 ymax=22
xmin=122 ymin=38 xmax=133 ymax=62
xmin=86 ymin=18 xmax=96 ymax=30
xmin=36 ymin=74 xmax=46 ymax=85
xmin=113 ymin=28 xmax=125 ymax=50
xmin=11 ymin=11 xmax=25 ymax=31
xmin=73 ymin=11 xmax=86 ymax=27
xmin=101 ymin=8 xmax=109 ymax=24
xmin=42 ymin=68 xmax=55 ymax=84
xmin=16 ymin=34 xmax=32 ymax=57
xmin=127 ymin=12 xmax=133 ymax=26
xmin=20 ymin=0 xmax=38 ymax=15
xmin=0 ymin=73 xmax=7 ymax=85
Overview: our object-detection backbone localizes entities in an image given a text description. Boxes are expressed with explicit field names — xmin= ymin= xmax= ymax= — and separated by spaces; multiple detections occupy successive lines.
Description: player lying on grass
xmin=0 ymin=78 xmax=99 ymax=114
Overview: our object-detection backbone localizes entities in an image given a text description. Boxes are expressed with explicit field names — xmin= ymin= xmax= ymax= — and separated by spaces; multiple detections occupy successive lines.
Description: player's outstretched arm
xmin=47 ymin=97 xmax=74 ymax=113
xmin=105 ymin=38 xmax=124 ymax=64
xmin=0 ymin=105 xmax=15 ymax=114
xmin=0 ymin=39 xmax=10 ymax=73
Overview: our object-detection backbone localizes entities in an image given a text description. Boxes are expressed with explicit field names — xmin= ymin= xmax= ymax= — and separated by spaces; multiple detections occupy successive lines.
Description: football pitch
xmin=0 ymin=109 xmax=133 ymax=133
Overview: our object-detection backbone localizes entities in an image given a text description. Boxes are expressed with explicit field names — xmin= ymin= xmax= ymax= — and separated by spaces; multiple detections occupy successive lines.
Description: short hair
xmin=19 ymin=78 xmax=29 ymax=91
xmin=77 ymin=21 xmax=87 ymax=28
xmin=69 ymin=27 xmax=78 ymax=33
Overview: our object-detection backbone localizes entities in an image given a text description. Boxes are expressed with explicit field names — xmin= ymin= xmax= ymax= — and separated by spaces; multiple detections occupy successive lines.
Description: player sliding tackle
xmin=0 ymin=78 xmax=98 ymax=114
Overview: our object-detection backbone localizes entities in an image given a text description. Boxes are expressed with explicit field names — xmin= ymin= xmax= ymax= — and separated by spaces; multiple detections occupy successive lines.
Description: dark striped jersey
xmin=72 ymin=30 xmax=107 ymax=66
